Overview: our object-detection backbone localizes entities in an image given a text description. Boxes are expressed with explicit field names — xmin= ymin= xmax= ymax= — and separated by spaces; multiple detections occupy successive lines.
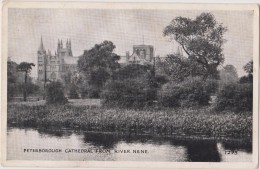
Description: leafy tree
xmin=61 ymin=70 xmax=80 ymax=98
xmin=16 ymin=62 xmax=35 ymax=101
xmin=112 ymin=64 xmax=152 ymax=80
xmin=219 ymin=64 xmax=239 ymax=90
xmin=102 ymin=79 xmax=156 ymax=109
xmin=243 ymin=60 xmax=253 ymax=74
xmin=159 ymin=77 xmax=211 ymax=107
xmin=157 ymin=54 xmax=205 ymax=82
xmin=240 ymin=60 xmax=253 ymax=84
xmin=102 ymin=64 xmax=158 ymax=108
xmin=163 ymin=13 xmax=227 ymax=79
xmin=78 ymin=41 xmax=120 ymax=98
xmin=46 ymin=81 xmax=68 ymax=104
xmin=215 ymin=83 xmax=252 ymax=112
xmin=217 ymin=61 xmax=253 ymax=112
xmin=8 ymin=60 xmax=19 ymax=100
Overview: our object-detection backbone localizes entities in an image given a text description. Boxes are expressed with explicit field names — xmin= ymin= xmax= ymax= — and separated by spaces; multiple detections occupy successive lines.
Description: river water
xmin=7 ymin=127 xmax=252 ymax=162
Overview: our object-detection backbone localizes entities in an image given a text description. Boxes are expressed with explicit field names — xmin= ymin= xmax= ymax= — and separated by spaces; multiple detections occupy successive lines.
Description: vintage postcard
xmin=1 ymin=1 xmax=259 ymax=168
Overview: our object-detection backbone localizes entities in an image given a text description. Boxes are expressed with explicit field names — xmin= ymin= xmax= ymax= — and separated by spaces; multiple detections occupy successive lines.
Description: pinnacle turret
xmin=38 ymin=36 xmax=45 ymax=52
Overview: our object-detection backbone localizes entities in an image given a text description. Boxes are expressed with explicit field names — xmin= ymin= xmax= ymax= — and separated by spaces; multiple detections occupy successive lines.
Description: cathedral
xmin=125 ymin=45 xmax=154 ymax=65
xmin=37 ymin=37 xmax=78 ymax=81
xmin=37 ymin=37 xmax=155 ymax=82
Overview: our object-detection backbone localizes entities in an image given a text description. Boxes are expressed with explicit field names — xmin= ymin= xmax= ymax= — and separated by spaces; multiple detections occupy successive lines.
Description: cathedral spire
xmin=61 ymin=39 xmax=63 ymax=48
xmin=38 ymin=36 xmax=45 ymax=52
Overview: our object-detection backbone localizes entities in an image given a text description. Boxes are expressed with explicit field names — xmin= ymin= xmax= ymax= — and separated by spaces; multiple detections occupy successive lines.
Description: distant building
xmin=37 ymin=37 xmax=155 ymax=81
xmin=37 ymin=37 xmax=78 ymax=81
xmin=123 ymin=44 xmax=154 ymax=65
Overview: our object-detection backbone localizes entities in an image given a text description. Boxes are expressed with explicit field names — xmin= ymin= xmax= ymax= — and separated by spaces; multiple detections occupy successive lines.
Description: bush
xmin=101 ymin=79 xmax=156 ymax=109
xmin=46 ymin=81 xmax=68 ymax=104
xmin=101 ymin=64 xmax=157 ymax=108
xmin=159 ymin=77 xmax=211 ymax=107
xmin=215 ymin=82 xmax=253 ymax=112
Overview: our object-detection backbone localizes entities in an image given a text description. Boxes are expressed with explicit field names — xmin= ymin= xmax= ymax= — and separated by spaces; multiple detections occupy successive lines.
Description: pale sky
xmin=8 ymin=9 xmax=253 ymax=77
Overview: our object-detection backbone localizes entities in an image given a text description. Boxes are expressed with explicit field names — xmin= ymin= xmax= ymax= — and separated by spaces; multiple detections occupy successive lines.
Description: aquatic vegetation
xmin=7 ymin=103 xmax=252 ymax=139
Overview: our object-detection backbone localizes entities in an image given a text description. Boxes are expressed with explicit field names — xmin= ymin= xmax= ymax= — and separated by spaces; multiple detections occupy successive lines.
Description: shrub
xmin=215 ymin=82 xmax=253 ymax=112
xmin=101 ymin=79 xmax=156 ymax=109
xmin=159 ymin=77 xmax=211 ymax=107
xmin=101 ymin=64 xmax=157 ymax=108
xmin=46 ymin=81 xmax=68 ymax=104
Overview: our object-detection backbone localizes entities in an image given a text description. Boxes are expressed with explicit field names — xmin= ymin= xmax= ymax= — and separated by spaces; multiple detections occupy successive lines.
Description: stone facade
xmin=37 ymin=37 xmax=155 ymax=81
xmin=37 ymin=37 xmax=78 ymax=81
xmin=125 ymin=44 xmax=154 ymax=65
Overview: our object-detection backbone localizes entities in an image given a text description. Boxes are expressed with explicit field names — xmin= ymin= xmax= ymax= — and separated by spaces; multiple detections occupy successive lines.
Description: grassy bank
xmin=7 ymin=103 xmax=252 ymax=139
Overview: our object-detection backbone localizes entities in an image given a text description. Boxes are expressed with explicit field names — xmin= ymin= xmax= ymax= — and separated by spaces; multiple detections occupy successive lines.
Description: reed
xmin=7 ymin=103 xmax=252 ymax=139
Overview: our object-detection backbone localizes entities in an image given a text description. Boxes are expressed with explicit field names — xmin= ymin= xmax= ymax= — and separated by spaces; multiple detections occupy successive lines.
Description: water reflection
xmin=221 ymin=141 xmax=252 ymax=153
xmin=82 ymin=132 xmax=118 ymax=149
xmin=7 ymin=127 xmax=252 ymax=162
xmin=38 ymin=128 xmax=73 ymax=138
xmin=186 ymin=141 xmax=221 ymax=162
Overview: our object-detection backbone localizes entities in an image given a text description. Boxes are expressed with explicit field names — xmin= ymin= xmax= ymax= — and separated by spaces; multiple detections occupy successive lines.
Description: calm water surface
xmin=7 ymin=127 xmax=252 ymax=162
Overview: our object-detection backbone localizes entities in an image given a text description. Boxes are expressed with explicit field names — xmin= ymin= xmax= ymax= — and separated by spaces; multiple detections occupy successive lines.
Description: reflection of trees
xmin=37 ymin=128 xmax=73 ymax=138
xmin=82 ymin=132 xmax=118 ymax=149
xmin=81 ymin=132 xmax=169 ymax=149
xmin=33 ymin=128 xmax=250 ymax=162
xmin=185 ymin=141 xmax=221 ymax=162
xmin=222 ymin=140 xmax=252 ymax=153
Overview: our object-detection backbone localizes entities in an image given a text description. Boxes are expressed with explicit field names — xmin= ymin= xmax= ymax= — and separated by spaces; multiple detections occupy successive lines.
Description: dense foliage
xmin=102 ymin=64 xmax=156 ymax=108
xmin=215 ymin=83 xmax=253 ymax=112
xmin=77 ymin=41 xmax=120 ymax=98
xmin=46 ymin=81 xmax=68 ymax=104
xmin=216 ymin=61 xmax=253 ymax=112
xmin=16 ymin=62 xmax=36 ymax=101
xmin=8 ymin=60 xmax=39 ymax=101
xmin=159 ymin=77 xmax=211 ymax=107
xmin=8 ymin=103 xmax=252 ymax=139
xmin=240 ymin=60 xmax=253 ymax=84
xmin=163 ymin=13 xmax=227 ymax=79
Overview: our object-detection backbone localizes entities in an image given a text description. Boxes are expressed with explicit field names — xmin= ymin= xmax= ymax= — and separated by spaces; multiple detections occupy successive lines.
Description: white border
xmin=1 ymin=2 xmax=259 ymax=168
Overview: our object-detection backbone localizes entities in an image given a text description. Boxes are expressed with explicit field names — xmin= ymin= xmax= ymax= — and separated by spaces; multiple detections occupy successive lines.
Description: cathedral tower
xmin=37 ymin=36 xmax=46 ymax=81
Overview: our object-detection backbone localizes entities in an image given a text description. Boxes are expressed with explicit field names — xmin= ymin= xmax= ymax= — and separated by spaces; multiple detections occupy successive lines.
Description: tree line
xmin=8 ymin=12 xmax=253 ymax=112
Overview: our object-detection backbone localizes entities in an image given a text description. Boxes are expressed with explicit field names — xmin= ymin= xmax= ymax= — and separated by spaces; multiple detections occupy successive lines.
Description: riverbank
xmin=7 ymin=103 xmax=252 ymax=139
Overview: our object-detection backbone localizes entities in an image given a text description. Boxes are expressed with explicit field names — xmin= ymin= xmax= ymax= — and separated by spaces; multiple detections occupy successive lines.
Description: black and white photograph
xmin=1 ymin=2 xmax=259 ymax=168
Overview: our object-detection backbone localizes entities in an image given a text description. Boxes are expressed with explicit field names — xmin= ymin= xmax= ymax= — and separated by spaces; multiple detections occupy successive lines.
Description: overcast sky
xmin=8 ymin=9 xmax=253 ymax=77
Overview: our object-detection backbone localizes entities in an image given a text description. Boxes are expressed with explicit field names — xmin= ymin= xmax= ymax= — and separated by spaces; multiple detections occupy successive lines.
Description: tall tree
xmin=163 ymin=13 xmax=227 ymax=79
xmin=17 ymin=62 xmax=35 ymax=101
xmin=219 ymin=64 xmax=239 ymax=83
xmin=77 ymin=41 xmax=120 ymax=98
xmin=158 ymin=54 xmax=205 ymax=82
xmin=240 ymin=60 xmax=253 ymax=84
xmin=243 ymin=60 xmax=253 ymax=75
xmin=8 ymin=60 xmax=18 ymax=100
